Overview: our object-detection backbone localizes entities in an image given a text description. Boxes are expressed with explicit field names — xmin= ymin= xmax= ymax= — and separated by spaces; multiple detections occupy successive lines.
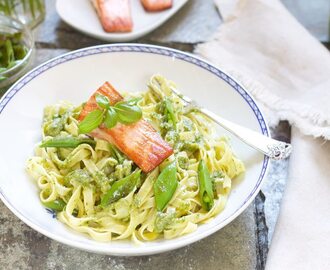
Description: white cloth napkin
xmin=195 ymin=0 xmax=330 ymax=268
xmin=196 ymin=0 xmax=330 ymax=135
xmin=267 ymin=127 xmax=330 ymax=269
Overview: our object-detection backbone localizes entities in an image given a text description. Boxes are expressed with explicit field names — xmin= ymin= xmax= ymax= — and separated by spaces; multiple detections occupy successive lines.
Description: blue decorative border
xmin=0 ymin=44 xmax=269 ymax=249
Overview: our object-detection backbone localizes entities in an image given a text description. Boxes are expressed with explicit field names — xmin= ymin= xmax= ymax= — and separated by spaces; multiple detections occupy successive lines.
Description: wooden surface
xmin=0 ymin=0 xmax=329 ymax=269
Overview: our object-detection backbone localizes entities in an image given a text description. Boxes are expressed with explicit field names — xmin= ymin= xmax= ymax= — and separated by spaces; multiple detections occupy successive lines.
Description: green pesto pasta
xmin=26 ymin=75 xmax=245 ymax=243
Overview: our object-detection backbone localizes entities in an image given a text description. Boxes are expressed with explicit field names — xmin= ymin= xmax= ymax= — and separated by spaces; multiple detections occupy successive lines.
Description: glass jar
xmin=0 ymin=0 xmax=45 ymax=28
xmin=0 ymin=15 xmax=34 ymax=93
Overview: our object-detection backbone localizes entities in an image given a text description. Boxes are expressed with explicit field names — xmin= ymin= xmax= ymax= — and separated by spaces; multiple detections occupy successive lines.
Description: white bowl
xmin=0 ymin=44 xmax=269 ymax=255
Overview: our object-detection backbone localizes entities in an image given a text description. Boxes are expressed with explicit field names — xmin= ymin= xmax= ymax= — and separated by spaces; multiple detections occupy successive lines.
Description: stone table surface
xmin=0 ymin=0 xmax=329 ymax=269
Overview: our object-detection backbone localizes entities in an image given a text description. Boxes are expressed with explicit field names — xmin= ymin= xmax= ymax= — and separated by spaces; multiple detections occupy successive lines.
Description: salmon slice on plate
xmin=79 ymin=82 xmax=173 ymax=173
xmin=91 ymin=0 xmax=133 ymax=32
xmin=140 ymin=0 xmax=173 ymax=12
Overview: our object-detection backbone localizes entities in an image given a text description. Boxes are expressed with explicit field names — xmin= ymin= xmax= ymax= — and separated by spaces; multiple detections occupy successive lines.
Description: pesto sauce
xmin=44 ymin=117 xmax=65 ymax=136
xmin=43 ymin=110 xmax=72 ymax=137
xmin=93 ymin=171 xmax=110 ymax=194
xmin=177 ymin=152 xmax=189 ymax=170
xmin=177 ymin=200 xmax=190 ymax=212
xmin=164 ymin=130 xmax=179 ymax=146
xmin=154 ymin=211 xmax=176 ymax=233
xmin=182 ymin=118 xmax=194 ymax=131
xmin=157 ymin=98 xmax=204 ymax=154
xmin=110 ymin=160 xmax=133 ymax=181
xmin=65 ymin=169 xmax=91 ymax=186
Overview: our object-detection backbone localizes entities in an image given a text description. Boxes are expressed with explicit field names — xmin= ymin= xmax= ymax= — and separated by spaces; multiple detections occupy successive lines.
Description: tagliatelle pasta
xmin=26 ymin=75 xmax=245 ymax=243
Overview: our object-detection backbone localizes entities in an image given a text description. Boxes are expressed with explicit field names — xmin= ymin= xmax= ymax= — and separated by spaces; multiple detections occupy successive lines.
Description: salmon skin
xmin=91 ymin=0 xmax=133 ymax=32
xmin=141 ymin=0 xmax=173 ymax=12
xmin=79 ymin=82 xmax=173 ymax=173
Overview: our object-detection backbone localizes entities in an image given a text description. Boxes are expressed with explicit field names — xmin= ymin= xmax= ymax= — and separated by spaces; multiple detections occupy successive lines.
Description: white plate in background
xmin=0 ymin=44 xmax=269 ymax=255
xmin=56 ymin=0 xmax=189 ymax=42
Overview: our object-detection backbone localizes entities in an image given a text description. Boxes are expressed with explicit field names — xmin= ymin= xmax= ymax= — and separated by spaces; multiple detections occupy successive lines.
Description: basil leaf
xmin=114 ymin=102 xmax=142 ymax=124
xmin=95 ymin=94 xmax=110 ymax=109
xmin=104 ymin=107 xmax=118 ymax=129
xmin=78 ymin=109 xmax=104 ymax=134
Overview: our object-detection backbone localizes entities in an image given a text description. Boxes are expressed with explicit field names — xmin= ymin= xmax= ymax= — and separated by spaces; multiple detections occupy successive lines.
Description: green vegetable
xmin=78 ymin=95 xmax=142 ymax=133
xmin=13 ymin=44 xmax=26 ymax=59
xmin=108 ymin=143 xmax=124 ymax=163
xmin=65 ymin=169 xmax=91 ymax=186
xmin=154 ymin=211 xmax=176 ymax=233
xmin=0 ymin=0 xmax=45 ymax=20
xmin=104 ymin=107 xmax=118 ymax=129
xmin=198 ymin=160 xmax=214 ymax=211
xmin=42 ymin=198 xmax=66 ymax=211
xmin=164 ymin=98 xmax=176 ymax=129
xmin=40 ymin=136 xmax=96 ymax=148
xmin=78 ymin=109 xmax=104 ymax=134
xmin=43 ymin=115 xmax=67 ymax=137
xmin=154 ymin=162 xmax=178 ymax=212
xmin=101 ymin=169 xmax=141 ymax=207
xmin=114 ymin=101 xmax=142 ymax=124
xmin=177 ymin=152 xmax=189 ymax=170
xmin=29 ymin=0 xmax=36 ymax=18
xmin=0 ymin=31 xmax=27 ymax=75
xmin=3 ymin=39 xmax=14 ymax=67
xmin=95 ymin=94 xmax=110 ymax=109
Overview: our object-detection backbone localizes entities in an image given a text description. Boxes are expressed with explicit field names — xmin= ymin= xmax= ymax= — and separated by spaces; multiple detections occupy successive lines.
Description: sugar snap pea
xmin=164 ymin=98 xmax=176 ymax=129
xmin=101 ymin=169 xmax=141 ymax=207
xmin=40 ymin=136 xmax=96 ymax=148
xmin=42 ymin=198 xmax=66 ymax=211
xmin=198 ymin=160 xmax=214 ymax=211
xmin=154 ymin=162 xmax=178 ymax=211
xmin=108 ymin=143 xmax=124 ymax=163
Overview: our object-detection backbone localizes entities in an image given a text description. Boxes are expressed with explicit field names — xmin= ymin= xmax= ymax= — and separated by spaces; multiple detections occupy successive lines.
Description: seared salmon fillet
xmin=141 ymin=0 xmax=173 ymax=11
xmin=79 ymin=82 xmax=173 ymax=172
xmin=91 ymin=0 xmax=133 ymax=32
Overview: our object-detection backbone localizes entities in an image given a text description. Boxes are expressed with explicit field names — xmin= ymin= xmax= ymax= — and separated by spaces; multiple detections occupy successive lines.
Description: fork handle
xmin=199 ymin=108 xmax=292 ymax=160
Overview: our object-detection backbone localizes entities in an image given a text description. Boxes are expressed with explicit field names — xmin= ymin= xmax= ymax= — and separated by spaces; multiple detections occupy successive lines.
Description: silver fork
xmin=162 ymin=86 xmax=292 ymax=160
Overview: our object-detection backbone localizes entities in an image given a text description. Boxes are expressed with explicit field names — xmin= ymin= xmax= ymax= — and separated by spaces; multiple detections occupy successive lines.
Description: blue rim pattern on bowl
xmin=0 ymin=44 xmax=270 ymax=255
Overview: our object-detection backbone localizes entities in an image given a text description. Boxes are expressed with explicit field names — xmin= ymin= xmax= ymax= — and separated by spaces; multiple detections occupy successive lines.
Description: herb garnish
xmin=78 ymin=94 xmax=142 ymax=134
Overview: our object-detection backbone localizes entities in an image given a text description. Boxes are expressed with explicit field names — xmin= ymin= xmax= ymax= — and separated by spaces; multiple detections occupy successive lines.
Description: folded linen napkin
xmin=196 ymin=0 xmax=330 ymax=136
xmin=267 ymin=127 xmax=330 ymax=269
xmin=195 ymin=0 xmax=330 ymax=268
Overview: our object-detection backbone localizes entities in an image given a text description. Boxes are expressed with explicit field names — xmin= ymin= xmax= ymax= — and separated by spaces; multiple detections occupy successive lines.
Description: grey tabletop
xmin=1 ymin=1 xmax=329 ymax=269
